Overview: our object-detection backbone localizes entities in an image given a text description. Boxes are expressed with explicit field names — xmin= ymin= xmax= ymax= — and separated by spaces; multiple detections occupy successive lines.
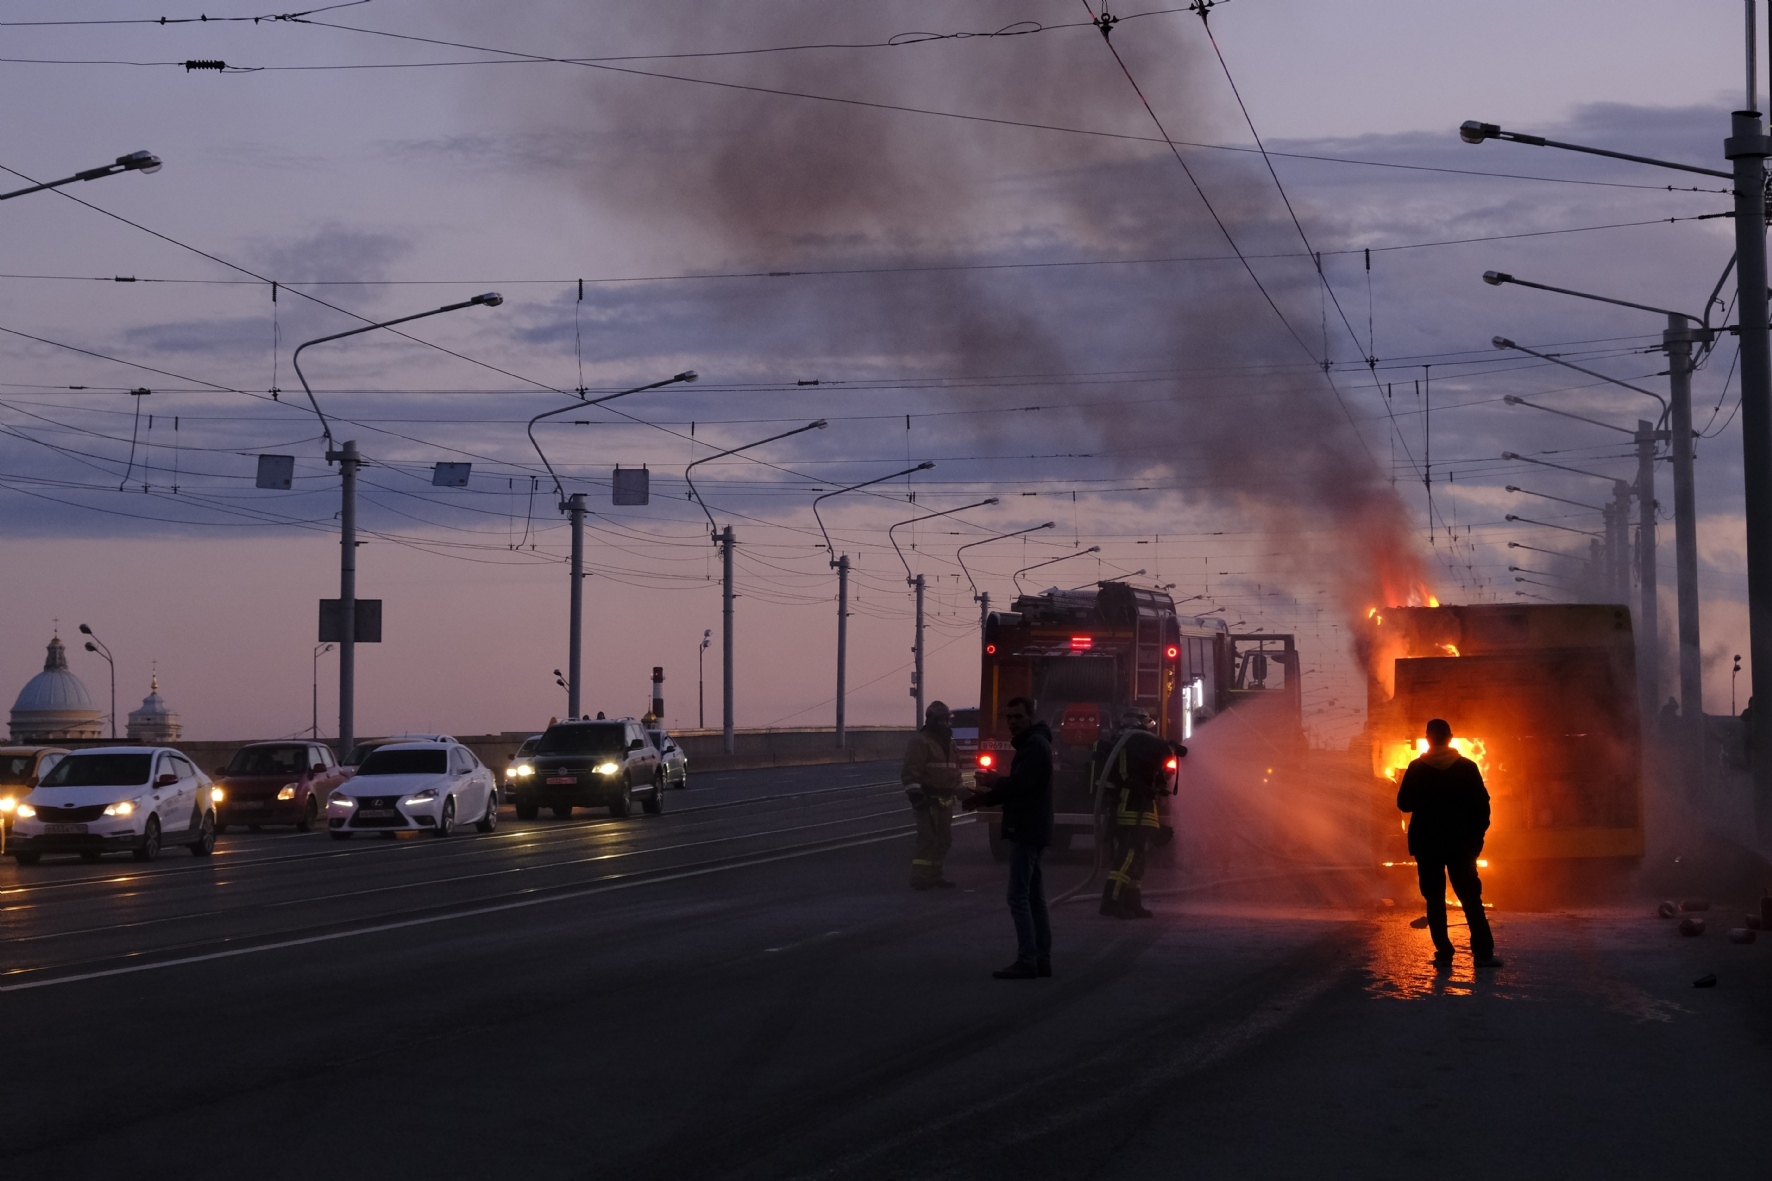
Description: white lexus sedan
xmin=327 ymin=741 xmax=498 ymax=840
xmin=8 ymin=746 xmax=218 ymax=865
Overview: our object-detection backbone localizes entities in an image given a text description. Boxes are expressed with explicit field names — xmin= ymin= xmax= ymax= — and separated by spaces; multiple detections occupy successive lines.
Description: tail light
xmin=985 ymin=643 xmax=997 ymax=655
xmin=1069 ymin=636 xmax=1093 ymax=651
xmin=1164 ymin=757 xmax=1178 ymax=772
xmin=977 ymin=753 xmax=995 ymax=769
xmin=1165 ymin=645 xmax=1179 ymax=659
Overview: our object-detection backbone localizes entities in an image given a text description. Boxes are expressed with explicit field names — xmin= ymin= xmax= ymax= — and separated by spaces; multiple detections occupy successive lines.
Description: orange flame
xmin=1379 ymin=736 xmax=1490 ymax=784
xmin=1437 ymin=643 xmax=1460 ymax=657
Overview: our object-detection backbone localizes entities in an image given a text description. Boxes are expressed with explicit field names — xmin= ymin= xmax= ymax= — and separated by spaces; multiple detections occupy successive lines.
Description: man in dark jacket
xmin=965 ymin=695 xmax=1053 ymax=979
xmin=1396 ymin=718 xmax=1499 ymax=968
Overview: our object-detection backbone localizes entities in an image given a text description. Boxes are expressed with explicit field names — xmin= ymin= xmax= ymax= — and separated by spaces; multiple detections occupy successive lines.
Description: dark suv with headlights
xmin=512 ymin=719 xmax=663 ymax=820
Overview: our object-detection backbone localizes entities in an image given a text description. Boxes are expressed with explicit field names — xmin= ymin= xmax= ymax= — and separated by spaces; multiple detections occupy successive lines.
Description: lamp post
xmin=1013 ymin=546 xmax=1101 ymax=595
xmin=812 ymin=462 xmax=936 ymax=749
xmin=77 ymin=624 xmax=115 ymax=741
xmin=0 ymin=150 xmax=162 ymax=202
xmin=311 ymin=643 xmax=333 ymax=739
xmin=1462 ymin=14 xmax=1772 ymax=832
xmin=957 ymin=522 xmax=1057 ymax=626
xmin=684 ymin=420 xmax=828 ymax=753
xmin=527 ymin=370 xmax=699 ymax=722
xmin=1502 ymin=452 xmax=1634 ymax=602
xmin=292 ymin=292 xmax=505 ymax=758
xmin=698 ymin=630 xmax=711 ymax=730
xmin=889 ymin=498 xmax=999 ymax=725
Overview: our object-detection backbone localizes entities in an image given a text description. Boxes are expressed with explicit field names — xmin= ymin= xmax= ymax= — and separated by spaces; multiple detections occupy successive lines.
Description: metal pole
xmin=1636 ymin=421 xmax=1660 ymax=721
xmin=913 ymin=574 xmax=926 ymax=725
xmin=1667 ymin=315 xmax=1704 ymax=782
xmin=107 ymin=659 xmax=116 ymax=742
xmin=568 ymin=493 xmax=585 ymax=721
xmin=1727 ymin=88 xmax=1772 ymax=839
xmin=836 ymin=555 xmax=850 ymax=749
xmin=335 ymin=439 xmax=358 ymax=757
xmin=721 ymin=526 xmax=735 ymax=755
xmin=699 ymin=642 xmax=706 ymax=731
xmin=978 ymin=590 xmax=990 ymax=630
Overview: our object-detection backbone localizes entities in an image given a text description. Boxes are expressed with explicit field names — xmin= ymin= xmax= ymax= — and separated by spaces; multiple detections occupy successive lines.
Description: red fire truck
xmin=973 ymin=581 xmax=1302 ymax=857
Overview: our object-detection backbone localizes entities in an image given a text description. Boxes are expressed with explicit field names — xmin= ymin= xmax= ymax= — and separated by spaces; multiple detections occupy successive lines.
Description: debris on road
xmin=1693 ymin=973 xmax=1718 ymax=988
xmin=1728 ymin=928 xmax=1756 ymax=944
xmin=1657 ymin=900 xmax=1679 ymax=918
xmin=1679 ymin=916 xmax=1707 ymax=936
xmin=1679 ymin=898 xmax=1711 ymax=912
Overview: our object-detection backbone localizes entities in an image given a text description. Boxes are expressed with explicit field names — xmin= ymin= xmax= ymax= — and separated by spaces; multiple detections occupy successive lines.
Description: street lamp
xmin=682 ymin=418 xmax=826 ymax=753
xmin=888 ymin=497 xmax=998 ymax=724
xmin=1014 ymin=546 xmax=1101 ymax=595
xmin=528 ymin=371 xmax=698 ymax=723
xmin=810 ymin=462 xmax=936 ymax=748
xmin=698 ymin=630 xmax=711 ymax=730
xmin=1502 ymin=451 xmax=1634 ymax=601
xmin=957 ymin=522 xmax=1057 ymax=624
xmin=1461 ymin=24 xmax=1772 ymax=837
xmin=0 ymin=151 xmax=162 ymax=202
xmin=311 ymin=643 xmax=333 ymax=739
xmin=77 ymin=624 xmax=115 ymax=741
xmin=1505 ymin=486 xmax=1605 ymax=513
xmin=1504 ymin=514 xmax=1602 ymax=539
xmin=292 ymin=293 xmax=504 ymax=759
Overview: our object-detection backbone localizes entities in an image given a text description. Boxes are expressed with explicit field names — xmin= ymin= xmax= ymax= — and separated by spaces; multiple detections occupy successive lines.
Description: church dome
xmin=10 ymin=634 xmax=103 ymax=742
xmin=127 ymin=675 xmax=181 ymax=743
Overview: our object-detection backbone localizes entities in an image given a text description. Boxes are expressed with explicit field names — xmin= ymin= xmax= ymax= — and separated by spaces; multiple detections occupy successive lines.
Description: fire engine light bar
xmin=1069 ymin=635 xmax=1093 ymax=651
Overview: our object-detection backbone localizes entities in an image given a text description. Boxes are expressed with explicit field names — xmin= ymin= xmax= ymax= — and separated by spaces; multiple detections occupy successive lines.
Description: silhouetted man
xmin=965 ymin=696 xmax=1053 ymax=979
xmin=1396 ymin=718 xmax=1499 ymax=968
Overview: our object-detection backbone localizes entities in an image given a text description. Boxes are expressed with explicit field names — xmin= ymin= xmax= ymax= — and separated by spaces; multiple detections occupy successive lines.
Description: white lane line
xmin=0 ymin=828 xmax=910 ymax=993
xmin=2 ymin=807 xmax=909 ymax=945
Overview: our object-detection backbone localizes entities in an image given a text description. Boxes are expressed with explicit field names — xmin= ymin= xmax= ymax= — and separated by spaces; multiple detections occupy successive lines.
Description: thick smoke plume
xmin=455 ymin=1 xmax=1429 ymax=646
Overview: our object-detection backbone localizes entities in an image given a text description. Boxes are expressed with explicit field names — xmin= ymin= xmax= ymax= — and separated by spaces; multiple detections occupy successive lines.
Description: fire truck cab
xmin=974 ymin=581 xmax=1301 ymax=858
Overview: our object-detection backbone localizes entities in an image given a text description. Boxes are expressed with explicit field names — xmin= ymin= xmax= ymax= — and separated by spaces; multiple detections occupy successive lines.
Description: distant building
xmin=10 ymin=633 xmax=103 ymax=742
xmin=126 ymin=675 xmax=182 ymax=744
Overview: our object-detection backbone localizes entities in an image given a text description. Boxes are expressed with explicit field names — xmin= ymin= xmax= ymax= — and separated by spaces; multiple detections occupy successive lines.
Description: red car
xmin=213 ymin=741 xmax=344 ymax=833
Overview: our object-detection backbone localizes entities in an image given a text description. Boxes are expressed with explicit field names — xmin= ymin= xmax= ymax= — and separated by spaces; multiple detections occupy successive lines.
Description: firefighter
xmin=1094 ymin=707 xmax=1179 ymax=919
xmin=902 ymin=700 xmax=962 ymax=890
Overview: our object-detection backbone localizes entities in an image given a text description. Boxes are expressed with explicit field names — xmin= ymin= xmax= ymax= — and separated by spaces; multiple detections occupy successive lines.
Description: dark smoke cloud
xmin=446 ymin=1 xmax=1428 ymax=628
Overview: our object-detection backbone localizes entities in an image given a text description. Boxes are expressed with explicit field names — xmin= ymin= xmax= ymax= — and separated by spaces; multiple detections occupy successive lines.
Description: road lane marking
xmin=0 ymin=827 xmax=914 ymax=993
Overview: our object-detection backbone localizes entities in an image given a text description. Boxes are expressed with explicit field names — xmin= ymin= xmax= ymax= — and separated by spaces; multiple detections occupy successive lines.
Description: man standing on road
xmin=1093 ymin=707 xmax=1178 ymax=920
xmin=1396 ymin=718 xmax=1500 ymax=969
xmin=964 ymin=696 xmax=1053 ymax=979
xmin=902 ymin=700 xmax=961 ymax=890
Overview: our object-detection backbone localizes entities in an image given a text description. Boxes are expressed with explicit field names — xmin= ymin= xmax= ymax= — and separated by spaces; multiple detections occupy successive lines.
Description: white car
xmin=327 ymin=741 xmax=498 ymax=840
xmin=9 ymin=746 xmax=218 ymax=865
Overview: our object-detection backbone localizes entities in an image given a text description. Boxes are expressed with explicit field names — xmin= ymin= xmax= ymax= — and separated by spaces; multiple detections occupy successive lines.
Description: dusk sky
xmin=0 ymin=1 xmax=1757 ymax=741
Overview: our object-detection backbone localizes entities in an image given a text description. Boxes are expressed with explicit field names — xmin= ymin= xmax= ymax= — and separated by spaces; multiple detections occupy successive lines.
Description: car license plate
xmin=357 ymin=808 xmax=397 ymax=819
xmin=547 ymin=776 xmax=576 ymax=785
xmin=43 ymin=823 xmax=87 ymax=834
xmin=234 ymin=800 xmax=265 ymax=809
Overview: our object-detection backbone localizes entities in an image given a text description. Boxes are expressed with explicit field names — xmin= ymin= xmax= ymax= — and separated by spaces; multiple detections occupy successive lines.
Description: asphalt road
xmin=1 ymin=760 xmax=1767 ymax=1180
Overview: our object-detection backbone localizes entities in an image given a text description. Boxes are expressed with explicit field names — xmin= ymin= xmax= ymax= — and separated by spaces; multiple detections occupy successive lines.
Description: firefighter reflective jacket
xmin=901 ymin=726 xmax=962 ymax=798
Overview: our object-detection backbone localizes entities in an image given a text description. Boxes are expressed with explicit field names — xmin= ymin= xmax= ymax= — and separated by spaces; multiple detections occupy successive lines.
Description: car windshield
xmin=646 ymin=731 xmax=667 ymax=749
xmin=515 ymin=738 xmax=539 ymax=758
xmin=0 ymin=754 xmax=37 ymax=784
xmin=537 ymin=724 xmax=626 ymax=755
xmin=355 ymin=748 xmax=448 ymax=776
xmin=227 ymin=745 xmax=308 ymax=776
xmin=39 ymin=753 xmax=152 ymax=788
xmin=343 ymin=743 xmax=384 ymax=767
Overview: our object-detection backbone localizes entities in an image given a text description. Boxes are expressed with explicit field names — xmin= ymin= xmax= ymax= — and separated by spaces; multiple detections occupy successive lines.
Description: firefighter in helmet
xmin=1094 ymin=706 xmax=1181 ymax=918
xmin=902 ymin=700 xmax=962 ymax=889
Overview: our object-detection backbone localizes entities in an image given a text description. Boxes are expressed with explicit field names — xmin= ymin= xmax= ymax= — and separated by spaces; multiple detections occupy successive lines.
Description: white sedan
xmin=8 ymin=746 xmax=218 ymax=864
xmin=327 ymin=741 xmax=498 ymax=840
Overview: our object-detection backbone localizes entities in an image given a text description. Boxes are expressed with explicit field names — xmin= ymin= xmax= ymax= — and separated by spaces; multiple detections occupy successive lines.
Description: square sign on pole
xmin=256 ymin=454 xmax=295 ymax=490
xmin=431 ymin=462 xmax=471 ymax=488
xmin=319 ymin=599 xmax=383 ymax=643
xmin=612 ymin=465 xmax=649 ymax=506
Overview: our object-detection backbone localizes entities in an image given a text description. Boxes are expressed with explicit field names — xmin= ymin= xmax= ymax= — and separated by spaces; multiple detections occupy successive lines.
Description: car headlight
xmin=104 ymin=800 xmax=136 ymax=816
xmin=329 ymin=795 xmax=356 ymax=810
xmin=403 ymin=789 xmax=438 ymax=805
xmin=0 ymin=796 xmax=14 ymax=813
xmin=593 ymin=762 xmax=620 ymax=775
xmin=277 ymin=784 xmax=297 ymax=801
xmin=517 ymin=764 xmax=533 ymax=777
xmin=211 ymin=786 xmax=225 ymax=802
xmin=14 ymin=803 xmax=34 ymax=819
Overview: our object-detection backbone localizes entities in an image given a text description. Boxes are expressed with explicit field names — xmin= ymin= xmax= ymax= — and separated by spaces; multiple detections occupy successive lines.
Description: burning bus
xmin=1366 ymin=603 xmax=1644 ymax=872
xmin=974 ymin=581 xmax=1302 ymax=857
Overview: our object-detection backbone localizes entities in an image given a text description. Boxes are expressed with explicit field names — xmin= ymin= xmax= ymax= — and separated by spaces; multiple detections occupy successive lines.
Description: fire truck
xmin=1365 ymin=603 xmax=1645 ymax=872
xmin=973 ymin=581 xmax=1303 ymax=857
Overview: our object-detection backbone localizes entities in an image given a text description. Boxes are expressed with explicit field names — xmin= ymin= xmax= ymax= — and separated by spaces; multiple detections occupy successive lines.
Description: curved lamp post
xmin=888 ymin=497 xmax=998 ymax=724
xmin=0 ymin=150 xmax=161 ymax=202
xmin=957 ymin=522 xmax=1056 ymax=625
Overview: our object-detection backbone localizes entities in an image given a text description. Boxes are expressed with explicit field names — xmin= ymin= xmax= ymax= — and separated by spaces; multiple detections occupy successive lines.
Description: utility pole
xmin=912 ymin=573 xmax=926 ymax=725
xmin=1667 ymin=315 xmax=1704 ymax=778
xmin=721 ymin=526 xmax=735 ymax=754
xmin=332 ymin=439 xmax=360 ymax=757
xmin=835 ymin=554 xmax=850 ymax=749
xmin=567 ymin=492 xmax=585 ymax=721
xmin=1634 ymin=421 xmax=1659 ymax=720
xmin=978 ymin=590 xmax=990 ymax=630
xmin=1726 ymin=29 xmax=1772 ymax=841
